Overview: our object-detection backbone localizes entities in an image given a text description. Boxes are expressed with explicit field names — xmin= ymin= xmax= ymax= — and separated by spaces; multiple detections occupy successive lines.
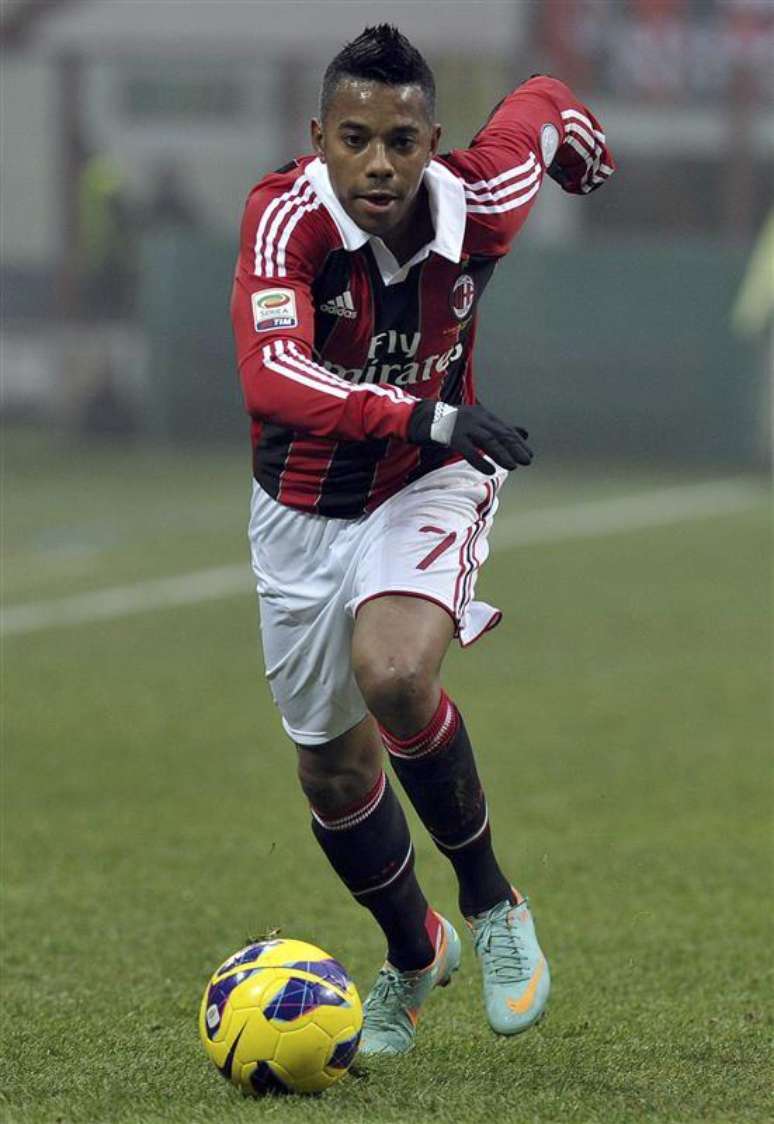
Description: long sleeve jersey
xmin=231 ymin=75 xmax=615 ymax=518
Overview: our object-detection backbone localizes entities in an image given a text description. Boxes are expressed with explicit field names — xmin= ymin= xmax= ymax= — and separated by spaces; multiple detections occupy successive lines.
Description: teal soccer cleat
xmin=359 ymin=917 xmax=461 ymax=1056
xmin=466 ymin=893 xmax=550 ymax=1035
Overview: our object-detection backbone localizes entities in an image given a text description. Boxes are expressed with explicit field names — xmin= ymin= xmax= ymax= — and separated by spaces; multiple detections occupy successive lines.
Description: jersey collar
xmin=305 ymin=156 xmax=466 ymax=286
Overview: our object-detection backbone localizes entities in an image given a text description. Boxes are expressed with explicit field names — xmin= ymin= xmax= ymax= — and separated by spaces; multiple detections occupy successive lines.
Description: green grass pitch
xmin=2 ymin=432 xmax=771 ymax=1122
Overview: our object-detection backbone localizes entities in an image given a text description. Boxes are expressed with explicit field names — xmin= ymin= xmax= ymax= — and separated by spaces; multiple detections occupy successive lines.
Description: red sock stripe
xmin=424 ymin=907 xmax=443 ymax=955
xmin=380 ymin=690 xmax=460 ymax=760
xmin=310 ymin=770 xmax=386 ymax=832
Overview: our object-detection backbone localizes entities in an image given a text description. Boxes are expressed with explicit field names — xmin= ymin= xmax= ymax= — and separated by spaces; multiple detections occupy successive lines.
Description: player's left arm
xmin=445 ymin=74 xmax=616 ymax=254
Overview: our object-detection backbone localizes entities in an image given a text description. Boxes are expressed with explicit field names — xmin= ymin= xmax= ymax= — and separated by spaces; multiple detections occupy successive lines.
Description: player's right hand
xmin=407 ymin=399 xmax=533 ymax=476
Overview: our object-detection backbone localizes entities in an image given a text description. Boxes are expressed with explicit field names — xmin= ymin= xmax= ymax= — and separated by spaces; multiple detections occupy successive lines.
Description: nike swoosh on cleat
xmin=505 ymin=957 xmax=546 ymax=1015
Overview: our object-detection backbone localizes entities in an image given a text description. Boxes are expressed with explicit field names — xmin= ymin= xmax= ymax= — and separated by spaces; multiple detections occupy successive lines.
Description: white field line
xmin=1 ymin=565 xmax=250 ymax=638
xmin=492 ymin=478 xmax=767 ymax=549
xmin=2 ymin=479 xmax=767 ymax=638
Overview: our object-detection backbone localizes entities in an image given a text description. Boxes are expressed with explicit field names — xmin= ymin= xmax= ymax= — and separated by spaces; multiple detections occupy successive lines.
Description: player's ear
xmin=310 ymin=119 xmax=325 ymax=162
xmin=427 ymin=123 xmax=442 ymax=165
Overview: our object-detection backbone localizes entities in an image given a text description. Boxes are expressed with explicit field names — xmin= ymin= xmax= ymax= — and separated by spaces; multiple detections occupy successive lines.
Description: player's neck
xmin=381 ymin=185 xmax=434 ymax=266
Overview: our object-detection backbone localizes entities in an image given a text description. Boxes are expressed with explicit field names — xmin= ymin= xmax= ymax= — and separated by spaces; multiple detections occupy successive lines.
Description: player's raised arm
xmin=445 ymin=75 xmax=616 ymax=256
xmin=231 ymin=179 xmax=419 ymax=444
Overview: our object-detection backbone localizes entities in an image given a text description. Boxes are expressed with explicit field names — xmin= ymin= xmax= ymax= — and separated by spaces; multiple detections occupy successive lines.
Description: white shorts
xmin=248 ymin=461 xmax=507 ymax=746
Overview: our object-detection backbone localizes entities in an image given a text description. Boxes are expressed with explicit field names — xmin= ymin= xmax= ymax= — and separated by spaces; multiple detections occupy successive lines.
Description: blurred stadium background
xmin=2 ymin=3 xmax=772 ymax=1121
xmin=1 ymin=0 xmax=772 ymax=460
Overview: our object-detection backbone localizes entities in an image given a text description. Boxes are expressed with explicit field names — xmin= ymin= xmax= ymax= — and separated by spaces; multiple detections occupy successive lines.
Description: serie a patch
xmin=252 ymin=288 xmax=298 ymax=332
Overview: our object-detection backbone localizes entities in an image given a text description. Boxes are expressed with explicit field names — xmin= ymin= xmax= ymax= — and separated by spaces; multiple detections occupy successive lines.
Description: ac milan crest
xmin=451 ymin=273 xmax=475 ymax=321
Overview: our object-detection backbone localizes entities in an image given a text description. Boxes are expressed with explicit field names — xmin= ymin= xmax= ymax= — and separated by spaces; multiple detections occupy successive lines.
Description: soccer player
xmin=232 ymin=25 xmax=614 ymax=1055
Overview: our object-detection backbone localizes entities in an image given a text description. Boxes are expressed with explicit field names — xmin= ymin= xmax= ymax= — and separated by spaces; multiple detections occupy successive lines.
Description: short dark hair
xmin=320 ymin=25 xmax=436 ymax=121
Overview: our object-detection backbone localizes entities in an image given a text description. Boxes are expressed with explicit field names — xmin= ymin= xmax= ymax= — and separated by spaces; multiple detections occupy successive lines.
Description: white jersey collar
xmin=305 ymin=156 xmax=465 ymax=286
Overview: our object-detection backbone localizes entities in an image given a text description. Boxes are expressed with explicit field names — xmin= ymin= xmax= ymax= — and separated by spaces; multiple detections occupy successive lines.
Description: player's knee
xmin=296 ymin=735 xmax=381 ymax=816
xmin=296 ymin=760 xmax=337 ymax=812
xmin=354 ymin=652 xmax=436 ymax=731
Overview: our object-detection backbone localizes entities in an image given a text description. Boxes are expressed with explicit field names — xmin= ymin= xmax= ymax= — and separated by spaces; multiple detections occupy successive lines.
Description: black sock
xmin=381 ymin=691 xmax=515 ymax=917
xmin=309 ymin=770 xmax=439 ymax=971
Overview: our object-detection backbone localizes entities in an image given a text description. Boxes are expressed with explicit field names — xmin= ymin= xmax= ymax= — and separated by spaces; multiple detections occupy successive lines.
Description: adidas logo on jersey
xmin=320 ymin=290 xmax=357 ymax=319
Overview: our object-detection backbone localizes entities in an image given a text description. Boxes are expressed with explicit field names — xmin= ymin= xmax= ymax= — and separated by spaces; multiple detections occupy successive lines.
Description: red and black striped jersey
xmin=231 ymin=75 xmax=614 ymax=518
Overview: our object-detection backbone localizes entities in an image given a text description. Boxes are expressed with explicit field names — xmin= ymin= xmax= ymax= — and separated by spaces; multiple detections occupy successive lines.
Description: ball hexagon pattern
xmin=199 ymin=938 xmax=363 ymax=1096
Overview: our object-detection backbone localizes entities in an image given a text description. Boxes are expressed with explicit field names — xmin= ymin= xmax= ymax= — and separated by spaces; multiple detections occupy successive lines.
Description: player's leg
xmin=296 ymin=713 xmax=442 ymax=973
xmin=352 ymin=590 xmax=549 ymax=1036
xmin=352 ymin=594 xmax=514 ymax=917
xmin=297 ymin=713 xmax=460 ymax=1055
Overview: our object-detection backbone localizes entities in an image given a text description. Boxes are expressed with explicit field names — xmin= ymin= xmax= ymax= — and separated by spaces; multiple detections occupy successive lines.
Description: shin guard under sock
xmin=310 ymin=770 xmax=440 ymax=970
xmin=381 ymin=692 xmax=514 ymax=916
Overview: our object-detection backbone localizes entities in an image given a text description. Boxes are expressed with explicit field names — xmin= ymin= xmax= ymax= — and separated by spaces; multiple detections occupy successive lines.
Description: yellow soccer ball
xmin=199 ymin=938 xmax=363 ymax=1096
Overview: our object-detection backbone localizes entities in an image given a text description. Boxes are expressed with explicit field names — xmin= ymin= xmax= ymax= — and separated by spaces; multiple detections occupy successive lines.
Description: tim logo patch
xmin=252 ymin=288 xmax=298 ymax=332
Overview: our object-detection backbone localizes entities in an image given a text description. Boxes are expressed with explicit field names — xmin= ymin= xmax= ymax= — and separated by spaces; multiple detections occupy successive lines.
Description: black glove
xmin=407 ymin=399 xmax=533 ymax=476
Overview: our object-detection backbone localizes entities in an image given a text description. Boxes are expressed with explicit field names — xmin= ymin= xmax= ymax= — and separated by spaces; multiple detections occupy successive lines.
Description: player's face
xmin=311 ymin=80 xmax=441 ymax=238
